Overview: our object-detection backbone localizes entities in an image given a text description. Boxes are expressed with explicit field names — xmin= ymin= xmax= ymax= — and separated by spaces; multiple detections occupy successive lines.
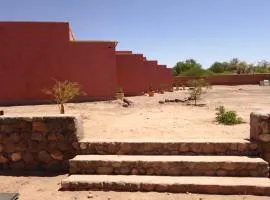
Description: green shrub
xmin=182 ymin=67 xmax=215 ymax=77
xmin=215 ymin=106 xmax=244 ymax=125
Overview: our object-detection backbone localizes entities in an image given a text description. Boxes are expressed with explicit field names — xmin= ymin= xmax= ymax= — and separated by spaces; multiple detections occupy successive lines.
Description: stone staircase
xmin=61 ymin=139 xmax=270 ymax=196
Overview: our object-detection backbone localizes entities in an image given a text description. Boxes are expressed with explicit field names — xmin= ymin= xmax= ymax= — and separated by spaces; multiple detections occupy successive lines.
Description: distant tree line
xmin=173 ymin=58 xmax=270 ymax=76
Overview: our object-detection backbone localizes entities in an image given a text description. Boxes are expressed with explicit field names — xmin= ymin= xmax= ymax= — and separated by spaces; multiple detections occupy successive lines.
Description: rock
xmin=122 ymin=103 xmax=129 ymax=108
xmin=23 ymin=152 xmax=34 ymax=164
xmin=119 ymin=167 xmax=130 ymax=174
xmin=146 ymin=168 xmax=155 ymax=175
xmin=97 ymin=167 xmax=114 ymax=174
xmin=123 ymin=98 xmax=133 ymax=105
xmin=9 ymin=133 xmax=20 ymax=143
xmin=259 ymin=134 xmax=270 ymax=142
xmin=72 ymin=142 xmax=79 ymax=150
xmin=11 ymin=152 xmax=22 ymax=162
xmin=158 ymin=100 xmax=165 ymax=104
xmin=249 ymin=143 xmax=258 ymax=150
xmin=217 ymin=170 xmax=227 ymax=176
xmin=222 ymin=163 xmax=237 ymax=170
xmin=48 ymin=133 xmax=58 ymax=141
xmin=38 ymin=151 xmax=52 ymax=163
xmin=80 ymin=143 xmax=87 ymax=150
xmin=31 ymin=132 xmax=44 ymax=141
xmin=0 ymin=154 xmax=8 ymax=163
xmin=51 ymin=150 xmax=64 ymax=160
xmin=131 ymin=168 xmax=139 ymax=175
xmin=261 ymin=121 xmax=270 ymax=134
xmin=87 ymin=193 xmax=93 ymax=199
xmin=179 ymin=144 xmax=189 ymax=152
xmin=32 ymin=121 xmax=47 ymax=132
xmin=202 ymin=144 xmax=215 ymax=153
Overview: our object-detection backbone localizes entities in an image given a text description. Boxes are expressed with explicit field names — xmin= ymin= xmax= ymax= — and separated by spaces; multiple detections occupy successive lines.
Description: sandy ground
xmin=1 ymin=85 xmax=270 ymax=199
xmin=1 ymin=85 xmax=270 ymax=140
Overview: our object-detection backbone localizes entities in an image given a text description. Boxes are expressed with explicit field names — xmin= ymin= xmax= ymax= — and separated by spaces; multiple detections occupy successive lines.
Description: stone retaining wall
xmin=0 ymin=115 xmax=82 ymax=171
xmin=250 ymin=112 xmax=270 ymax=175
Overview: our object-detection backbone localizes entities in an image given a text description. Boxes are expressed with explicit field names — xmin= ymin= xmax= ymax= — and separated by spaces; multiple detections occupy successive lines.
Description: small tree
xmin=44 ymin=80 xmax=85 ymax=114
xmin=188 ymin=79 xmax=210 ymax=106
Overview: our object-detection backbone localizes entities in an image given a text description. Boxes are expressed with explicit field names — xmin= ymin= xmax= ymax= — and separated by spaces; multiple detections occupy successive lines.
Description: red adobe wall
xmin=0 ymin=22 xmax=118 ymax=104
xmin=147 ymin=60 xmax=159 ymax=90
xmin=116 ymin=52 xmax=145 ymax=96
xmin=157 ymin=65 xmax=167 ymax=89
xmin=174 ymin=74 xmax=270 ymax=86
xmin=164 ymin=67 xmax=173 ymax=89
xmin=65 ymin=41 xmax=118 ymax=100
xmin=0 ymin=22 xmax=70 ymax=104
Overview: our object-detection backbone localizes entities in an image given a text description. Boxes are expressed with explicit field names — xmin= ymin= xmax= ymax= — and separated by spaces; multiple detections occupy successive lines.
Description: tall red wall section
xmin=0 ymin=22 xmax=117 ymax=104
xmin=164 ymin=68 xmax=173 ymax=89
xmin=174 ymin=74 xmax=270 ymax=86
xmin=65 ymin=42 xmax=117 ymax=100
xmin=147 ymin=60 xmax=159 ymax=90
xmin=116 ymin=53 xmax=145 ymax=96
xmin=157 ymin=65 xmax=167 ymax=89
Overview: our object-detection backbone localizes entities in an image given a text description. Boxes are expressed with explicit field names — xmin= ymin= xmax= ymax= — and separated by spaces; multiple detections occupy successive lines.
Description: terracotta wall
xmin=147 ymin=60 xmax=159 ymax=90
xmin=116 ymin=53 xmax=145 ymax=96
xmin=0 ymin=22 xmax=117 ymax=104
xmin=174 ymin=74 xmax=270 ymax=86
xmin=164 ymin=68 xmax=173 ymax=89
xmin=66 ymin=42 xmax=118 ymax=100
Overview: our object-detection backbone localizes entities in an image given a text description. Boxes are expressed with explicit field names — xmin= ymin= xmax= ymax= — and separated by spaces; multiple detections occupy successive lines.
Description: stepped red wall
xmin=0 ymin=22 xmax=117 ymax=104
xmin=116 ymin=53 xmax=145 ymax=96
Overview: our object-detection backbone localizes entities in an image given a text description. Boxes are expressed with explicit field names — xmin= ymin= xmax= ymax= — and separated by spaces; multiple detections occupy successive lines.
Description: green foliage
xmin=44 ymin=80 xmax=85 ymax=114
xmin=188 ymin=79 xmax=210 ymax=105
xmin=182 ymin=67 xmax=215 ymax=77
xmin=209 ymin=62 xmax=229 ymax=73
xmin=208 ymin=59 xmax=270 ymax=75
xmin=173 ymin=59 xmax=202 ymax=76
xmin=215 ymin=106 xmax=244 ymax=125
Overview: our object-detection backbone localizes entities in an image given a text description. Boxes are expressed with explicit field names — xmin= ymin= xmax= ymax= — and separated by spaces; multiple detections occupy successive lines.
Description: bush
xmin=188 ymin=79 xmax=210 ymax=105
xmin=182 ymin=67 xmax=215 ymax=77
xmin=215 ymin=106 xmax=244 ymax=125
xmin=44 ymin=80 xmax=85 ymax=114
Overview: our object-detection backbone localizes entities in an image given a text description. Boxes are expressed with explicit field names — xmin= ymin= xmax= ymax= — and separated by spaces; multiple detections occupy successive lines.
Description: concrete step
xmin=78 ymin=138 xmax=259 ymax=156
xmin=69 ymin=155 xmax=269 ymax=177
xmin=61 ymin=175 xmax=270 ymax=196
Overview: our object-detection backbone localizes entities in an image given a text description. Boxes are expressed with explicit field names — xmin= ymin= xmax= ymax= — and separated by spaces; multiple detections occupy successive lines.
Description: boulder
xmin=158 ymin=100 xmax=165 ymax=104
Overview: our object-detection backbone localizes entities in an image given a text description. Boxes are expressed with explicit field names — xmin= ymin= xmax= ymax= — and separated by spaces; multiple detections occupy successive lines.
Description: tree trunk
xmin=194 ymin=96 xmax=197 ymax=106
xmin=60 ymin=104 xmax=65 ymax=114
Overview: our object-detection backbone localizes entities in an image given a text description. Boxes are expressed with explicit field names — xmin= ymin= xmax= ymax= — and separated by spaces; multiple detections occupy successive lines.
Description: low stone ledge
xmin=0 ymin=114 xmax=83 ymax=171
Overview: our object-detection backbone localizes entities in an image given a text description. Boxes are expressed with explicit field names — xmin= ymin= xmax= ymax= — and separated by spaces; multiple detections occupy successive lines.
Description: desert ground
xmin=1 ymin=85 xmax=270 ymax=200
xmin=1 ymin=85 xmax=270 ymax=140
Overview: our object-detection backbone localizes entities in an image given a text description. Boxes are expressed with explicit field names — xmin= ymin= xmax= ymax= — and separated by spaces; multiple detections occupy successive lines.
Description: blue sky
xmin=0 ymin=0 xmax=269 ymax=68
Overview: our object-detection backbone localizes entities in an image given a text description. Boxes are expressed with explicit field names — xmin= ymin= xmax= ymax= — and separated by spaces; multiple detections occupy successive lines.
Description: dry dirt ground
xmin=1 ymin=85 xmax=270 ymax=199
